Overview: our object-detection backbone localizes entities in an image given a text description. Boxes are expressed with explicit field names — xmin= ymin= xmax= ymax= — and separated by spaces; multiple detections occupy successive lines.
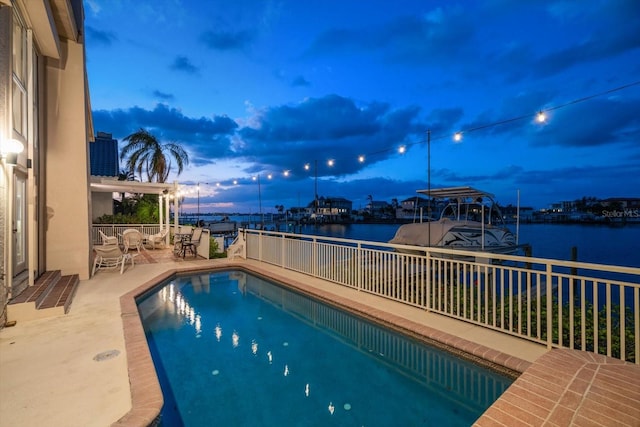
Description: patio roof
xmin=90 ymin=178 xmax=178 ymax=195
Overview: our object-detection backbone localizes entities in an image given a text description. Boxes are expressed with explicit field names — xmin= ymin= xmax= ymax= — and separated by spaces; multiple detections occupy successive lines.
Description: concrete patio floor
xmin=1 ymin=249 xmax=638 ymax=426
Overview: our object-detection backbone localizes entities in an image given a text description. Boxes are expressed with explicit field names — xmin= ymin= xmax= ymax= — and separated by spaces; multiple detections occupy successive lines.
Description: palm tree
xmin=118 ymin=168 xmax=135 ymax=182
xmin=120 ymin=128 xmax=189 ymax=183
xmin=116 ymin=168 xmax=137 ymax=215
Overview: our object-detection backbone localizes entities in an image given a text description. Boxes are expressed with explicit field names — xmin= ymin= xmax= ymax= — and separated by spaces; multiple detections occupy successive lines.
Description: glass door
xmin=13 ymin=171 xmax=27 ymax=275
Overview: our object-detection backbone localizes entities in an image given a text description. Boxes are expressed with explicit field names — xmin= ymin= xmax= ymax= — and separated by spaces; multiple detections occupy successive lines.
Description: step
xmin=7 ymin=271 xmax=80 ymax=323
xmin=37 ymin=274 xmax=80 ymax=313
xmin=9 ymin=270 xmax=61 ymax=305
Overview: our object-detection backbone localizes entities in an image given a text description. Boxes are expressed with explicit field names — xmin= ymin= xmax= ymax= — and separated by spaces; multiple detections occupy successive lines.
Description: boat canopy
xmin=416 ymin=186 xmax=495 ymax=201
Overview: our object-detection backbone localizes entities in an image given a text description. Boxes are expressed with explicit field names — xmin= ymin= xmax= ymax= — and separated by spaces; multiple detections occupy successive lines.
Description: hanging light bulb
xmin=536 ymin=111 xmax=546 ymax=123
xmin=453 ymin=132 xmax=463 ymax=142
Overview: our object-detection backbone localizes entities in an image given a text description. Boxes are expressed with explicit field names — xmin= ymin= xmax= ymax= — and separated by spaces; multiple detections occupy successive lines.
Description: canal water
xmin=195 ymin=214 xmax=640 ymax=268
xmin=298 ymin=222 xmax=640 ymax=268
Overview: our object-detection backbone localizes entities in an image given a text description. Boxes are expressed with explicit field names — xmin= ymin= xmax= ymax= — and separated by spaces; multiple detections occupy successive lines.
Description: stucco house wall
xmin=43 ymin=38 xmax=92 ymax=279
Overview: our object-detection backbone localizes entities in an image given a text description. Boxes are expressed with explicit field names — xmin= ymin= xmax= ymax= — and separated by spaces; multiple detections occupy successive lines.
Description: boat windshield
xmin=418 ymin=187 xmax=508 ymax=226
xmin=441 ymin=202 xmax=504 ymax=225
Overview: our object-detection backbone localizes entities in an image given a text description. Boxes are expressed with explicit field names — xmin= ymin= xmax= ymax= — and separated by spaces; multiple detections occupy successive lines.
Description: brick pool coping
xmin=113 ymin=263 xmax=640 ymax=427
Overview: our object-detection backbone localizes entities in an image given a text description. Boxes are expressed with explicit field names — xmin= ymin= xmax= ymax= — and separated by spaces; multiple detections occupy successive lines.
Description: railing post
xmin=357 ymin=243 xmax=362 ymax=291
xmin=281 ymin=234 xmax=286 ymax=268
xmin=425 ymin=248 xmax=432 ymax=312
xmin=546 ymin=263 xmax=553 ymax=349
xmin=312 ymin=237 xmax=317 ymax=277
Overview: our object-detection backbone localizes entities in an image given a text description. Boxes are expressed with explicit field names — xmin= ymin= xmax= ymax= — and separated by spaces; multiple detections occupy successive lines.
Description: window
xmin=12 ymin=10 xmax=27 ymax=137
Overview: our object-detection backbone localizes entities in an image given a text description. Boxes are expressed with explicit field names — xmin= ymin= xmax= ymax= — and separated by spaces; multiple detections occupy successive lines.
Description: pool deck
xmin=1 ymin=249 xmax=639 ymax=427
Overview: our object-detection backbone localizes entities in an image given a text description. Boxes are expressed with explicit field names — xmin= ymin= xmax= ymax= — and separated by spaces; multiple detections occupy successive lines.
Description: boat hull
xmin=389 ymin=220 xmax=519 ymax=255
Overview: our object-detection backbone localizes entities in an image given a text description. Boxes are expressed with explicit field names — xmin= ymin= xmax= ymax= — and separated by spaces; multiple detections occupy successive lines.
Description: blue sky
xmin=84 ymin=0 xmax=640 ymax=214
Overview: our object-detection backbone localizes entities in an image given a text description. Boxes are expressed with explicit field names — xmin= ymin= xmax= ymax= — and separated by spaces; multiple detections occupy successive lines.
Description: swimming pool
xmin=138 ymin=270 xmax=513 ymax=426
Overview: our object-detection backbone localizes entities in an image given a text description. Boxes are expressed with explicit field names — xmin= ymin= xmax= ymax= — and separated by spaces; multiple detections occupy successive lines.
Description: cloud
xmin=152 ymin=90 xmax=175 ymax=101
xmin=85 ymin=0 xmax=101 ymax=15
xmin=490 ymin=1 xmax=640 ymax=81
xmin=170 ymin=56 xmax=199 ymax=74
xmin=530 ymin=96 xmax=640 ymax=148
xmin=236 ymin=94 xmax=428 ymax=176
xmin=92 ymin=104 xmax=239 ymax=165
xmin=449 ymin=87 xmax=640 ymax=152
xmin=535 ymin=28 xmax=640 ymax=78
xmin=85 ymin=26 xmax=117 ymax=46
xmin=304 ymin=6 xmax=474 ymax=64
xmin=291 ymin=75 xmax=311 ymax=87
xmin=200 ymin=29 xmax=255 ymax=51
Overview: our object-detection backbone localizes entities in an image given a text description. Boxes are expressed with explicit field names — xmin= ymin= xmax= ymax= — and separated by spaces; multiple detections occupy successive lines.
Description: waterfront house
xmin=396 ymin=196 xmax=431 ymax=220
xmin=304 ymin=196 xmax=353 ymax=222
xmin=366 ymin=199 xmax=391 ymax=218
xmin=315 ymin=196 xmax=352 ymax=221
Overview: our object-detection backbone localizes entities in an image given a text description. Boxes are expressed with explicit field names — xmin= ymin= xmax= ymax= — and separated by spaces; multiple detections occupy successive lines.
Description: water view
xmin=196 ymin=214 xmax=640 ymax=268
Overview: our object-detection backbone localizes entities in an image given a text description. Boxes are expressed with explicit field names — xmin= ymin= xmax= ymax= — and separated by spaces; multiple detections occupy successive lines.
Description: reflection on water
xmin=139 ymin=270 xmax=513 ymax=426
xmin=240 ymin=271 xmax=513 ymax=412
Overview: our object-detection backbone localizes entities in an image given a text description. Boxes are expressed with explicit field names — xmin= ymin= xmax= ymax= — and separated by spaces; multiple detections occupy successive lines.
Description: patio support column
xmin=158 ymin=195 xmax=163 ymax=230
xmin=173 ymin=181 xmax=179 ymax=233
xmin=164 ymin=195 xmax=170 ymax=245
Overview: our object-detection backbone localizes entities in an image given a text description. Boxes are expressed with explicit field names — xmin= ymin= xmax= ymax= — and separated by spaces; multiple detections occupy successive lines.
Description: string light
xmin=185 ymin=80 xmax=639 ymax=188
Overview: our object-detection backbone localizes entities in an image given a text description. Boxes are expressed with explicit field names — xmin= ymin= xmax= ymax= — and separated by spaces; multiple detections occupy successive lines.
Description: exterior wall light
xmin=1 ymin=138 xmax=25 ymax=165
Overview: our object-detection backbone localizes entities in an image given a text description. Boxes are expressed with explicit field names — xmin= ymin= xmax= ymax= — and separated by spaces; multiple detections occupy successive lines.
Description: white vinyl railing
xmin=92 ymin=224 xmax=164 ymax=245
xmin=235 ymin=228 xmax=640 ymax=364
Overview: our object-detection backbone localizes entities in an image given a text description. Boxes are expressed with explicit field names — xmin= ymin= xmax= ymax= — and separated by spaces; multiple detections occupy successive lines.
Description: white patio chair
xmin=92 ymin=245 xmax=135 ymax=276
xmin=147 ymin=228 xmax=169 ymax=249
xmin=180 ymin=227 xmax=204 ymax=258
xmin=122 ymin=229 xmax=145 ymax=253
xmin=98 ymin=230 xmax=118 ymax=246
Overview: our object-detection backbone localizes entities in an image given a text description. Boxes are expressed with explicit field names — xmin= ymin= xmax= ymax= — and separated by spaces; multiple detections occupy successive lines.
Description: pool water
xmin=138 ymin=270 xmax=513 ymax=426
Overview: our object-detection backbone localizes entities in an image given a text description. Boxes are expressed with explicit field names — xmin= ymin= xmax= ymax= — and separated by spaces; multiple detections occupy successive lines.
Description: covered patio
xmin=90 ymin=178 xmax=184 ymax=248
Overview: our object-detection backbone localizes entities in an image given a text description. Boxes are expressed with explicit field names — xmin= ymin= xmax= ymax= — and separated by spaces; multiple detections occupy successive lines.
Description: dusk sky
xmin=85 ymin=0 xmax=640 ymax=214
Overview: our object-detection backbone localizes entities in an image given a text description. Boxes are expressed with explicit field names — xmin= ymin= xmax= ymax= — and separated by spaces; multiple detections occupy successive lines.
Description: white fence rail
xmin=92 ymin=224 xmax=211 ymax=259
xmin=237 ymin=228 xmax=640 ymax=364
xmin=92 ymin=224 xmax=164 ymax=245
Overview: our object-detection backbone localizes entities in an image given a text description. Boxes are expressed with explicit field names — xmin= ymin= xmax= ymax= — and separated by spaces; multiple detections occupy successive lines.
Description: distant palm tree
xmin=120 ymin=128 xmax=189 ymax=183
